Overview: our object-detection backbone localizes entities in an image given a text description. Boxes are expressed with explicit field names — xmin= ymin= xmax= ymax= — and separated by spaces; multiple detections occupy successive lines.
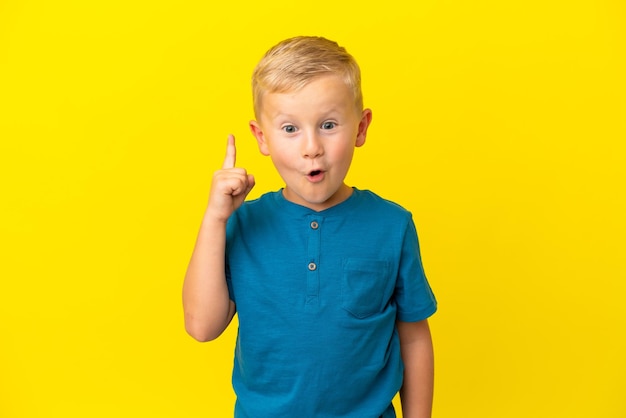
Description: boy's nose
xmin=302 ymin=132 xmax=324 ymax=158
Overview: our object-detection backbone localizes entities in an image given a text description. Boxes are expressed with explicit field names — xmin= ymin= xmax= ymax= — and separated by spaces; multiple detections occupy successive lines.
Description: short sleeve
xmin=394 ymin=216 xmax=437 ymax=322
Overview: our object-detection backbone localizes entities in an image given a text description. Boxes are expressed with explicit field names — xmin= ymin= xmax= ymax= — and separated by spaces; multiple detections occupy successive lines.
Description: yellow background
xmin=1 ymin=0 xmax=625 ymax=417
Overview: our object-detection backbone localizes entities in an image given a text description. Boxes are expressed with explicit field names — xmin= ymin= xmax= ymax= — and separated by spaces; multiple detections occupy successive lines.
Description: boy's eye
xmin=321 ymin=121 xmax=336 ymax=130
xmin=282 ymin=125 xmax=297 ymax=133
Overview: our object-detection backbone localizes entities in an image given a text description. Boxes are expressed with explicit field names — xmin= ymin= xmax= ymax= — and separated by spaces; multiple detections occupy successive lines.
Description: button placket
xmin=305 ymin=216 xmax=321 ymax=309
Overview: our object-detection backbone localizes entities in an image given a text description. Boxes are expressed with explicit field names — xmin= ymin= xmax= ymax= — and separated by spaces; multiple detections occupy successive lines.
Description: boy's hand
xmin=206 ymin=134 xmax=255 ymax=223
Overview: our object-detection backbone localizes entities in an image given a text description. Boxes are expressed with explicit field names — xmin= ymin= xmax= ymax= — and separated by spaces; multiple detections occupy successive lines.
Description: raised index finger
xmin=222 ymin=134 xmax=236 ymax=169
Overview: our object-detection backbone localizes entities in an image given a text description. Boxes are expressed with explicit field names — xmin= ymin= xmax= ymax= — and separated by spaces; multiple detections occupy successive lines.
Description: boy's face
xmin=250 ymin=75 xmax=372 ymax=212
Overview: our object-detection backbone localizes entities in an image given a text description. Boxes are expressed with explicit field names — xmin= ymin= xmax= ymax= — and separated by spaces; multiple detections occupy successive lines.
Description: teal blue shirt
xmin=225 ymin=189 xmax=437 ymax=418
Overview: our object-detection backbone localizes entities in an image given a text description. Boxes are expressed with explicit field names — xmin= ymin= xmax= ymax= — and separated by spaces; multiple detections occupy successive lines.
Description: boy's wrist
xmin=201 ymin=209 xmax=230 ymax=228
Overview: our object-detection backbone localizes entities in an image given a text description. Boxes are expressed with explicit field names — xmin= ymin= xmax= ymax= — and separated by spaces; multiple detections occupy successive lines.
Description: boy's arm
xmin=397 ymin=319 xmax=434 ymax=418
xmin=182 ymin=135 xmax=255 ymax=342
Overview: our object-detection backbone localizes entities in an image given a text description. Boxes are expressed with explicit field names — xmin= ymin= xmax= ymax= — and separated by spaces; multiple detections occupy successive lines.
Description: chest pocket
xmin=341 ymin=258 xmax=393 ymax=318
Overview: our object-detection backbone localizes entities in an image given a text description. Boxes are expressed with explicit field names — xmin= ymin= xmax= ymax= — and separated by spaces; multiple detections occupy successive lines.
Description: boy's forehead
xmin=270 ymin=73 xmax=341 ymax=94
xmin=267 ymin=74 xmax=353 ymax=101
xmin=261 ymin=77 xmax=355 ymax=117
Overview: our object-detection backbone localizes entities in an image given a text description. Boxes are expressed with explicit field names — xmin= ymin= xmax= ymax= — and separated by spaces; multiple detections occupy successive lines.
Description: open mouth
xmin=307 ymin=170 xmax=325 ymax=182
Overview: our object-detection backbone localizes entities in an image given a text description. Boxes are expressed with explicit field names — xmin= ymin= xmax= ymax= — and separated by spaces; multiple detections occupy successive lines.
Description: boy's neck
xmin=282 ymin=183 xmax=353 ymax=212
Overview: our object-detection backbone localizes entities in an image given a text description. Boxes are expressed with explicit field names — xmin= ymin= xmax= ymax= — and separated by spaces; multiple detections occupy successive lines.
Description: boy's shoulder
xmin=238 ymin=190 xmax=281 ymax=211
xmin=348 ymin=188 xmax=414 ymax=224
xmin=354 ymin=188 xmax=411 ymax=212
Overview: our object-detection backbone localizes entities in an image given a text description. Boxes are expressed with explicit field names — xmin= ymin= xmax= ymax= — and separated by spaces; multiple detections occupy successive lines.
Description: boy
xmin=183 ymin=36 xmax=437 ymax=418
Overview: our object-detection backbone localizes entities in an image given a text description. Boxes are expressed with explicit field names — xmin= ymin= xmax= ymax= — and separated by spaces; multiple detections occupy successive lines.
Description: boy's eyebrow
xmin=270 ymin=111 xmax=343 ymax=124
xmin=263 ymin=104 xmax=348 ymax=123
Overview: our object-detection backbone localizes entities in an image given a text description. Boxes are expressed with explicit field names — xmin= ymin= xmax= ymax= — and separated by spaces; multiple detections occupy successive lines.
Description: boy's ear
xmin=249 ymin=120 xmax=270 ymax=156
xmin=355 ymin=108 xmax=373 ymax=147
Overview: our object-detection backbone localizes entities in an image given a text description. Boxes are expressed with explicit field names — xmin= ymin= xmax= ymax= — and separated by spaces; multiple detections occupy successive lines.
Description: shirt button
xmin=308 ymin=262 xmax=317 ymax=271
xmin=310 ymin=221 xmax=319 ymax=230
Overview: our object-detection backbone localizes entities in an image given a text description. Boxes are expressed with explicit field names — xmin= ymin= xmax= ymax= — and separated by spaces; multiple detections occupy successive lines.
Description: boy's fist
xmin=206 ymin=135 xmax=255 ymax=222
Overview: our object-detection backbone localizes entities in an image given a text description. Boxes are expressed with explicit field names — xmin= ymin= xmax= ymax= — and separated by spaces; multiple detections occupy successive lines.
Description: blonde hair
xmin=252 ymin=36 xmax=363 ymax=118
